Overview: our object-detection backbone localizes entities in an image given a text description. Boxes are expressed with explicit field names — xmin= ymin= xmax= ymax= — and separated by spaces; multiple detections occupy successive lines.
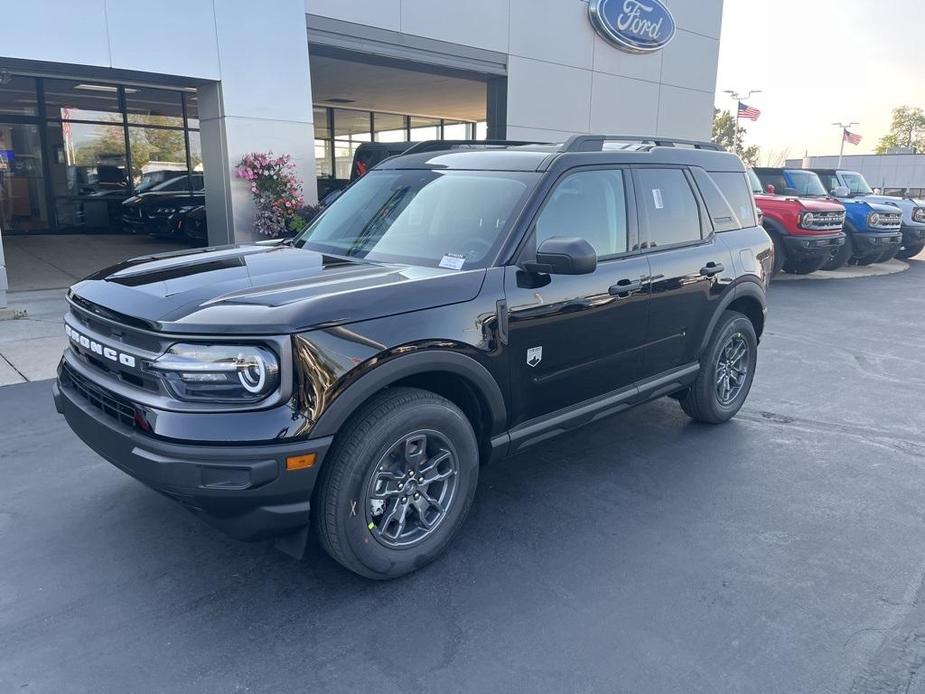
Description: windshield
xmin=747 ymin=169 xmax=763 ymax=194
xmin=840 ymin=171 xmax=873 ymax=195
xmin=294 ymin=169 xmax=539 ymax=269
xmin=786 ymin=170 xmax=828 ymax=197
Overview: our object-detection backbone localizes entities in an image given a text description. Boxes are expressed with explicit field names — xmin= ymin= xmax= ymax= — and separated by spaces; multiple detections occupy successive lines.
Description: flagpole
xmin=723 ymin=89 xmax=762 ymax=157
xmin=832 ymin=121 xmax=859 ymax=169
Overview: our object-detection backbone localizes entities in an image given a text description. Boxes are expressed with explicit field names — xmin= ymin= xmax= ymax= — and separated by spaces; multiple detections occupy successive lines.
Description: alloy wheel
xmin=364 ymin=430 xmax=459 ymax=548
xmin=715 ymin=332 xmax=749 ymax=406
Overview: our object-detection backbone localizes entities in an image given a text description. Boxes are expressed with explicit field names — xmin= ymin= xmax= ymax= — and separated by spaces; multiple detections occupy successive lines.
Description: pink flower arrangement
xmin=235 ymin=152 xmax=305 ymax=237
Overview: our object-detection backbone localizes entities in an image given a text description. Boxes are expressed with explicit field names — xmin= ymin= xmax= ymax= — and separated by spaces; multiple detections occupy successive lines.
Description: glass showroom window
xmin=0 ymin=75 xmax=203 ymax=233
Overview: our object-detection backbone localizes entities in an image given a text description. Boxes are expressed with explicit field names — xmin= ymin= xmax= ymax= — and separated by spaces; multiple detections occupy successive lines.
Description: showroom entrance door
xmin=0 ymin=121 xmax=48 ymax=233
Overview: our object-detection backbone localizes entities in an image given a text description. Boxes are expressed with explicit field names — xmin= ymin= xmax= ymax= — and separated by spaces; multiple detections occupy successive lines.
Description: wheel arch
xmin=310 ymin=350 xmax=507 ymax=461
xmin=700 ymin=281 xmax=766 ymax=354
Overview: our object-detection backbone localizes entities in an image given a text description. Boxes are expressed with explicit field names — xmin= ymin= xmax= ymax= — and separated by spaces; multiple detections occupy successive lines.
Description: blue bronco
xmin=809 ymin=169 xmax=925 ymax=261
xmin=754 ymin=167 xmax=902 ymax=269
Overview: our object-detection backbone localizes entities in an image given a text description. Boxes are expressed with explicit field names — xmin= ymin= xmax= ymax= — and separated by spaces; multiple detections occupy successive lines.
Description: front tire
xmin=314 ymin=387 xmax=479 ymax=579
xmin=897 ymin=241 xmax=924 ymax=260
xmin=874 ymin=245 xmax=899 ymax=263
xmin=822 ymin=234 xmax=852 ymax=271
xmin=680 ymin=311 xmax=757 ymax=424
xmin=769 ymin=232 xmax=785 ymax=276
xmin=782 ymin=254 xmax=827 ymax=275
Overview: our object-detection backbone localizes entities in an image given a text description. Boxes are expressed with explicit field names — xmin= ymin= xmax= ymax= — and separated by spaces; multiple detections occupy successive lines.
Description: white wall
xmin=789 ymin=155 xmax=925 ymax=191
xmin=2 ymin=0 xmax=317 ymax=246
xmin=307 ymin=0 xmax=723 ymax=142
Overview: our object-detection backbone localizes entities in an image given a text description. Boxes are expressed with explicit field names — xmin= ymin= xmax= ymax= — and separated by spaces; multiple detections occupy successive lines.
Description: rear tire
xmin=680 ymin=311 xmax=757 ymax=424
xmin=314 ymin=387 xmax=479 ymax=579
xmin=782 ymin=254 xmax=827 ymax=275
xmin=897 ymin=242 xmax=924 ymax=259
xmin=822 ymin=235 xmax=852 ymax=271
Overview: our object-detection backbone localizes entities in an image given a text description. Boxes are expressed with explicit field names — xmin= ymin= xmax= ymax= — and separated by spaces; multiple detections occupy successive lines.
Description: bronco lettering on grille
xmin=65 ymin=324 xmax=136 ymax=368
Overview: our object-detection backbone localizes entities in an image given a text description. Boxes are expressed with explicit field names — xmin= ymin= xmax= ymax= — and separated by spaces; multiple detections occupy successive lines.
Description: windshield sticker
xmin=652 ymin=188 xmax=664 ymax=209
xmin=439 ymin=253 xmax=466 ymax=270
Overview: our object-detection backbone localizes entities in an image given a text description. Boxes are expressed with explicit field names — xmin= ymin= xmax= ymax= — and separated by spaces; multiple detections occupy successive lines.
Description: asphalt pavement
xmin=2 ymin=260 xmax=925 ymax=693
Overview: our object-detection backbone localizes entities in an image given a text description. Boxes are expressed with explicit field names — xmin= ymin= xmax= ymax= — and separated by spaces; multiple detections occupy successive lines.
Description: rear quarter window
xmin=691 ymin=168 xmax=744 ymax=232
xmin=707 ymin=171 xmax=758 ymax=229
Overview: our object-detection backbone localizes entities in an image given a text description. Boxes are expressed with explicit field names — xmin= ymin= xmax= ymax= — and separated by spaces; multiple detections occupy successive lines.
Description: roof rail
xmin=561 ymin=135 xmax=721 ymax=153
xmin=399 ymin=139 xmax=550 ymax=156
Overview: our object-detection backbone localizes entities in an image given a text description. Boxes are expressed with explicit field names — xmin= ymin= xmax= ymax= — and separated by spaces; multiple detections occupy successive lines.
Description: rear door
xmin=504 ymin=166 xmax=651 ymax=427
xmin=634 ymin=166 xmax=734 ymax=378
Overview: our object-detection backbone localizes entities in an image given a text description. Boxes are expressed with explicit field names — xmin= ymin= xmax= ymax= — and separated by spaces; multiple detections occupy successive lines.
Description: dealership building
xmin=0 ymin=0 xmax=723 ymax=305
xmin=787 ymin=153 xmax=925 ymax=199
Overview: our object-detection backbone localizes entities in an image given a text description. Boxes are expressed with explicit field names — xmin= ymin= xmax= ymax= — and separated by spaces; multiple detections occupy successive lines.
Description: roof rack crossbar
xmin=561 ymin=135 xmax=721 ymax=153
xmin=399 ymin=139 xmax=551 ymax=156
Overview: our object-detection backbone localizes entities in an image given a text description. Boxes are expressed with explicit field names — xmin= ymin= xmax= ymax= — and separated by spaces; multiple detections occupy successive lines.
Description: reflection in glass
xmin=128 ymin=126 xmax=187 ymax=182
xmin=43 ymin=79 xmax=123 ymax=122
xmin=125 ymin=87 xmax=183 ymax=127
xmin=184 ymin=90 xmax=199 ymax=128
xmin=313 ymin=107 xmax=330 ymax=140
xmin=46 ymin=122 xmax=127 ymax=229
xmin=0 ymin=123 xmax=48 ymax=231
xmin=0 ymin=75 xmax=38 ymax=116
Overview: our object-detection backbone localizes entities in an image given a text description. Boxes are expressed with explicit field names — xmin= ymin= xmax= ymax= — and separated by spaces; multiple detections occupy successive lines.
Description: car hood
xmin=69 ymin=244 xmax=486 ymax=335
xmin=838 ymin=198 xmax=900 ymax=214
xmin=123 ymin=191 xmax=205 ymax=207
xmin=754 ymin=193 xmax=844 ymax=212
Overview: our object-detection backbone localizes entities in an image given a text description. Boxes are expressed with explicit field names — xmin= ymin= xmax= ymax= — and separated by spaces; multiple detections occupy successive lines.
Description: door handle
xmin=608 ymin=278 xmax=643 ymax=297
xmin=700 ymin=261 xmax=725 ymax=277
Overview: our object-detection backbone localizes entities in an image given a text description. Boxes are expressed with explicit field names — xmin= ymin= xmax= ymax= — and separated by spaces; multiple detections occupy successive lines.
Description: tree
xmin=712 ymin=108 xmax=760 ymax=165
xmin=875 ymin=106 xmax=925 ymax=153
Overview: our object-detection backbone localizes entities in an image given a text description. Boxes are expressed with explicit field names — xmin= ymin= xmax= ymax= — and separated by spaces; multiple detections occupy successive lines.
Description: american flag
xmin=844 ymin=129 xmax=862 ymax=145
xmin=738 ymin=102 xmax=761 ymax=121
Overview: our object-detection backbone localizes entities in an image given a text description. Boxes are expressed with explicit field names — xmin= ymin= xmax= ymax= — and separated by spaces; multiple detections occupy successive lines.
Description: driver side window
xmin=535 ymin=169 xmax=628 ymax=259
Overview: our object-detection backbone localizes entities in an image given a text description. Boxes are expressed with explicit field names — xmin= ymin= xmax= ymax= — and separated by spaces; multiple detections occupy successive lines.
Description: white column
xmin=201 ymin=0 xmax=318 ymax=246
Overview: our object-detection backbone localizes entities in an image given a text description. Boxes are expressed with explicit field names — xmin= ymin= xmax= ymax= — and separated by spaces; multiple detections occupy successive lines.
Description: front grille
xmin=877 ymin=214 xmax=902 ymax=230
xmin=62 ymin=363 xmax=137 ymax=429
xmin=805 ymin=211 xmax=845 ymax=230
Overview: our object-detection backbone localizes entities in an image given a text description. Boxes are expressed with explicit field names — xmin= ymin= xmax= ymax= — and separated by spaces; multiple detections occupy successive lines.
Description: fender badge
xmin=526 ymin=346 xmax=543 ymax=368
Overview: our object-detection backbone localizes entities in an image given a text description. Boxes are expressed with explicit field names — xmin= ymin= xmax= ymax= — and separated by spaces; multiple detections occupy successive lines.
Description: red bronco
xmin=747 ymin=169 xmax=846 ymax=275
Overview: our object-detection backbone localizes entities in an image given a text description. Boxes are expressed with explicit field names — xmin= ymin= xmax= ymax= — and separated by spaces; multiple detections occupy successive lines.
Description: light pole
xmin=833 ymin=121 xmax=859 ymax=168
xmin=723 ymin=89 xmax=762 ymax=155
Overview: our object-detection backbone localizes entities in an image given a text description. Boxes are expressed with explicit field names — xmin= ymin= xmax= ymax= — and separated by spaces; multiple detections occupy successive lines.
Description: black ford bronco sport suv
xmin=54 ymin=136 xmax=772 ymax=579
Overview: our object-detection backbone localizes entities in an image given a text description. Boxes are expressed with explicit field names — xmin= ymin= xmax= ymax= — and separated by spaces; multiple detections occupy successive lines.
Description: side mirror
xmin=523 ymin=236 xmax=597 ymax=275
xmin=834 ymin=186 xmax=850 ymax=197
xmin=766 ymin=184 xmax=776 ymax=194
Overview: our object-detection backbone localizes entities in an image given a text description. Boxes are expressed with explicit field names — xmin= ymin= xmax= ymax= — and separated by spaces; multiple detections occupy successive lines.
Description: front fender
xmin=307 ymin=347 xmax=507 ymax=439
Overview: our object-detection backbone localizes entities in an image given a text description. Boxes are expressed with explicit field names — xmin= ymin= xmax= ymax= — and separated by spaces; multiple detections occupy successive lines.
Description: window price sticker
xmin=439 ymin=253 xmax=466 ymax=270
xmin=652 ymin=188 xmax=664 ymax=209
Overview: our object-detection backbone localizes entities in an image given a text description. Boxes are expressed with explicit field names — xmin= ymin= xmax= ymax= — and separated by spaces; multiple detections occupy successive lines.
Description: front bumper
xmin=852 ymin=230 xmax=903 ymax=254
xmin=900 ymin=223 xmax=925 ymax=246
xmin=781 ymin=231 xmax=845 ymax=259
xmin=54 ymin=366 xmax=331 ymax=542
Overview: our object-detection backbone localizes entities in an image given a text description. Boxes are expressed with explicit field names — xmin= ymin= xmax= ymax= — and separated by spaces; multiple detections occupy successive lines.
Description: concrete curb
xmin=773 ymin=259 xmax=910 ymax=281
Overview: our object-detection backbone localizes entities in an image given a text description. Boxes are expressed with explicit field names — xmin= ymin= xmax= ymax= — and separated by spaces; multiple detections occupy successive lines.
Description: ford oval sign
xmin=589 ymin=0 xmax=676 ymax=54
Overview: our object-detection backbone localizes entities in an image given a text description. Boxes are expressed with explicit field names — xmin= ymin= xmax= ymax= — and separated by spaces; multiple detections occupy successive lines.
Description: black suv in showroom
xmin=54 ymin=137 xmax=772 ymax=579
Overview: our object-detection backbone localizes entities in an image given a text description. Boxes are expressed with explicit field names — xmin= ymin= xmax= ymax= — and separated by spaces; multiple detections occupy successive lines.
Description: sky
xmin=714 ymin=0 xmax=925 ymax=163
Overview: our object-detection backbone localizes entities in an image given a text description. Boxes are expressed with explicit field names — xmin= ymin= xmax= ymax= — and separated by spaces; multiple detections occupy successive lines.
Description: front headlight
xmin=868 ymin=212 xmax=880 ymax=227
xmin=800 ymin=212 xmax=814 ymax=227
xmin=148 ymin=344 xmax=280 ymax=402
xmin=913 ymin=207 xmax=925 ymax=223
